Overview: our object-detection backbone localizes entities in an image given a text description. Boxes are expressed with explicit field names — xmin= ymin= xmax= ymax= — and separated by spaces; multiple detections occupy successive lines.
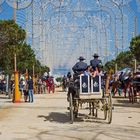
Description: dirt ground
xmin=0 ymin=88 xmax=140 ymax=140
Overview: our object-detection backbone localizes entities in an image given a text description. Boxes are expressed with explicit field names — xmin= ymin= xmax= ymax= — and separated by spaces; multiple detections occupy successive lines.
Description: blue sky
xmin=0 ymin=1 xmax=140 ymax=32
xmin=0 ymin=0 xmax=140 ymax=75
xmin=0 ymin=2 xmax=13 ymax=20
xmin=130 ymin=0 xmax=140 ymax=34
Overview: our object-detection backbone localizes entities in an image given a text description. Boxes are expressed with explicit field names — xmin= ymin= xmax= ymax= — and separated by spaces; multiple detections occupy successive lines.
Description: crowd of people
xmin=1 ymin=52 xmax=139 ymax=103
xmin=109 ymin=66 xmax=140 ymax=102
xmin=12 ymin=76 xmax=34 ymax=103
xmin=18 ymin=74 xmax=55 ymax=102
xmin=0 ymin=72 xmax=55 ymax=103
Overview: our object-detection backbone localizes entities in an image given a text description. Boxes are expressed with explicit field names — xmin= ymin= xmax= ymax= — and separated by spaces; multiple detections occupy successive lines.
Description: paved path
xmin=0 ymin=90 xmax=140 ymax=140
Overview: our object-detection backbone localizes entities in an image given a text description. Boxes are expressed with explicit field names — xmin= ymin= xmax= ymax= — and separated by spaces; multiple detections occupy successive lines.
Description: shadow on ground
xmin=113 ymin=99 xmax=140 ymax=108
xmin=38 ymin=112 xmax=83 ymax=123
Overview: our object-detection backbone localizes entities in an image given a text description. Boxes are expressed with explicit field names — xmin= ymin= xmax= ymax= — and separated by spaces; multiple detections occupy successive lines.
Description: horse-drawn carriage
xmin=67 ymin=74 xmax=112 ymax=124
xmin=110 ymin=68 xmax=140 ymax=103
xmin=131 ymin=72 xmax=140 ymax=102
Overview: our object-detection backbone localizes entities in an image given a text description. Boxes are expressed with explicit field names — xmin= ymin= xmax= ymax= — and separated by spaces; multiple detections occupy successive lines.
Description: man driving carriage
xmin=67 ymin=55 xmax=113 ymax=123
xmin=72 ymin=56 xmax=88 ymax=75
xmin=90 ymin=53 xmax=102 ymax=71
xmin=67 ymin=55 xmax=104 ymax=100
xmin=67 ymin=56 xmax=88 ymax=100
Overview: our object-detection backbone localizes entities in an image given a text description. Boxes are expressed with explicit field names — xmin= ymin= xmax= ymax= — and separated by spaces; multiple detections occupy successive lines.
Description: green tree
xmin=16 ymin=43 xmax=36 ymax=73
xmin=0 ymin=20 xmax=25 ymax=47
xmin=0 ymin=20 xmax=26 ymax=74
xmin=104 ymin=35 xmax=140 ymax=71
xmin=40 ymin=65 xmax=50 ymax=76
xmin=104 ymin=51 xmax=134 ymax=72
xmin=130 ymin=34 xmax=140 ymax=62
xmin=104 ymin=59 xmax=116 ymax=72
xmin=115 ymin=51 xmax=134 ymax=70
xmin=0 ymin=20 xmax=50 ymax=75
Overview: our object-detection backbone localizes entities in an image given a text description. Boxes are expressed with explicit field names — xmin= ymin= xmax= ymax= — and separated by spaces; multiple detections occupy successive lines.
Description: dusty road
xmin=0 ymin=89 xmax=140 ymax=140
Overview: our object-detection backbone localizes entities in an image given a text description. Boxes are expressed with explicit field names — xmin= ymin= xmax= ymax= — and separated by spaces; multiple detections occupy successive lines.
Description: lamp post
xmin=110 ymin=0 xmax=124 ymax=52
xmin=33 ymin=65 xmax=36 ymax=94
xmin=13 ymin=1 xmax=21 ymax=103
xmin=8 ymin=0 xmax=34 ymax=102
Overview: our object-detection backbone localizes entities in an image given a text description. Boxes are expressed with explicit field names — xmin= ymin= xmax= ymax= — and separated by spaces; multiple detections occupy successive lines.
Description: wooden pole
xmin=13 ymin=1 xmax=21 ymax=103
xmin=134 ymin=59 xmax=137 ymax=73
xmin=33 ymin=65 xmax=36 ymax=94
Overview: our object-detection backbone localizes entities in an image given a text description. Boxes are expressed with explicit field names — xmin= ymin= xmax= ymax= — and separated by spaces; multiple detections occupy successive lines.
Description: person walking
xmin=27 ymin=76 xmax=34 ymax=102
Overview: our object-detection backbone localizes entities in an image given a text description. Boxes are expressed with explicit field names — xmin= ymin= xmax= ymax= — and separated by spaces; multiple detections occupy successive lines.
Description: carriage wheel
xmin=103 ymin=100 xmax=107 ymax=120
xmin=130 ymin=86 xmax=135 ymax=103
xmin=95 ymin=109 xmax=98 ymax=118
xmin=69 ymin=93 xmax=74 ymax=124
xmin=107 ymin=92 xmax=112 ymax=124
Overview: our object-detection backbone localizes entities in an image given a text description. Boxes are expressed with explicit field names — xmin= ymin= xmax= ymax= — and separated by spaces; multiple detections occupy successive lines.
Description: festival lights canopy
xmin=0 ymin=0 xmax=140 ymax=75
